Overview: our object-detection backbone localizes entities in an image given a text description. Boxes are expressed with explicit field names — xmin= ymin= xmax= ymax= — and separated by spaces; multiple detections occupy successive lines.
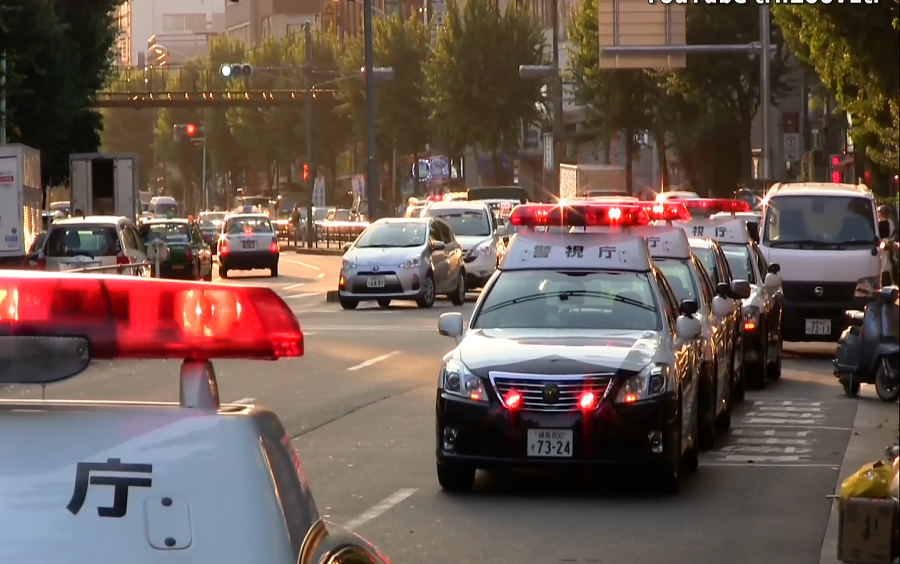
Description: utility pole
xmin=201 ymin=135 xmax=208 ymax=210
xmin=363 ymin=0 xmax=379 ymax=221
xmin=1 ymin=51 xmax=7 ymax=145
xmin=549 ymin=0 xmax=562 ymax=196
xmin=759 ymin=5 xmax=772 ymax=183
xmin=304 ymin=21 xmax=315 ymax=248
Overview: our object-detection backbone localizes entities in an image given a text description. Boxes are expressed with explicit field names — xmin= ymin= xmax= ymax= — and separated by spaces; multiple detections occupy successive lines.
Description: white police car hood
xmin=459 ymin=328 xmax=663 ymax=376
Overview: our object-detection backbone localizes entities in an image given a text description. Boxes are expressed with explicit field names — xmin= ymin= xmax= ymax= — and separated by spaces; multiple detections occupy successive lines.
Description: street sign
xmin=597 ymin=0 xmax=686 ymax=69
xmin=543 ymin=134 xmax=554 ymax=172
xmin=783 ymin=133 xmax=800 ymax=162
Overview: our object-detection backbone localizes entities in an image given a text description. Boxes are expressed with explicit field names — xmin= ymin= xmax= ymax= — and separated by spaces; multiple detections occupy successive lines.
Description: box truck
xmin=0 ymin=144 xmax=42 ymax=266
xmin=69 ymin=153 xmax=138 ymax=219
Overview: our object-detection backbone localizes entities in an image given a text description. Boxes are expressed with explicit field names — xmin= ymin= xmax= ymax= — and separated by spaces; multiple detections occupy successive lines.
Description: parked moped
xmin=833 ymin=286 xmax=900 ymax=402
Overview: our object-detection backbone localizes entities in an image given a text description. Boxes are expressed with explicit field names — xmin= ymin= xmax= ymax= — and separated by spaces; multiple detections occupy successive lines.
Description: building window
xmin=162 ymin=13 xmax=208 ymax=33
xmin=261 ymin=16 xmax=272 ymax=40
xmin=227 ymin=23 xmax=251 ymax=46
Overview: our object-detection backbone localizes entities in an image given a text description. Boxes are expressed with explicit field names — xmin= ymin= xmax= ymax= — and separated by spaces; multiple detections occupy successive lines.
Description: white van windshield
xmin=763 ymin=196 xmax=877 ymax=248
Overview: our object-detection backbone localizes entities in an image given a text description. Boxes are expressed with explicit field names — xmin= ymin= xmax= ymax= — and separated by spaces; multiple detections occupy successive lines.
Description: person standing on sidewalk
xmin=289 ymin=204 xmax=303 ymax=249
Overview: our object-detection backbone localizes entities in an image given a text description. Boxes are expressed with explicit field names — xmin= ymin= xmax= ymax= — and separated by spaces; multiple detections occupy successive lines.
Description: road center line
xmin=282 ymin=259 xmax=320 ymax=270
xmin=283 ymin=282 xmax=306 ymax=290
xmin=347 ymin=351 xmax=401 ymax=371
xmin=343 ymin=488 xmax=417 ymax=530
xmin=317 ymin=272 xmax=326 ymax=279
xmin=284 ymin=292 xmax=322 ymax=299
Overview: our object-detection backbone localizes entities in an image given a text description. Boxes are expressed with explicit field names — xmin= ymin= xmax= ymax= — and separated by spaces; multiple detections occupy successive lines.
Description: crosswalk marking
xmin=746 ymin=411 xmax=824 ymax=418
xmin=743 ymin=417 xmax=819 ymax=425
xmin=758 ymin=406 xmax=822 ymax=412
xmin=735 ymin=437 xmax=809 ymax=445
xmin=718 ymin=454 xmax=805 ymax=462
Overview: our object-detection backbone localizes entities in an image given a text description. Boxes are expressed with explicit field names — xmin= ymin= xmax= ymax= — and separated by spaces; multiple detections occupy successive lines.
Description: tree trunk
xmin=491 ymin=150 xmax=502 ymax=186
xmin=412 ymin=150 xmax=420 ymax=196
xmin=624 ymin=129 xmax=634 ymax=196
xmin=655 ymin=128 xmax=669 ymax=192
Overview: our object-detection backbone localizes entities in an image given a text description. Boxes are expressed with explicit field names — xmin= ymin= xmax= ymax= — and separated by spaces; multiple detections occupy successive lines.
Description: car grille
xmin=490 ymin=372 xmax=613 ymax=413
xmin=782 ymin=282 xmax=855 ymax=303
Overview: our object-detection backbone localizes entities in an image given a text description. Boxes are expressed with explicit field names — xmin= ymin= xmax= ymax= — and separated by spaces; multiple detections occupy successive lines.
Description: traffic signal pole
xmin=304 ymin=21 xmax=315 ymax=249
xmin=363 ymin=0 xmax=379 ymax=221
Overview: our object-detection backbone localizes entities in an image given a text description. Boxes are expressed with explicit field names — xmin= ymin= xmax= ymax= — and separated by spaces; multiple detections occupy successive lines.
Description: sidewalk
xmin=819 ymin=388 xmax=899 ymax=564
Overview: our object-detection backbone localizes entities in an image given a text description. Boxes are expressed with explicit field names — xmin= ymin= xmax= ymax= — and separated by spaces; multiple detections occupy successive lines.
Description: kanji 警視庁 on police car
xmin=0 ymin=273 xmax=390 ymax=564
xmin=433 ymin=202 xmax=708 ymax=494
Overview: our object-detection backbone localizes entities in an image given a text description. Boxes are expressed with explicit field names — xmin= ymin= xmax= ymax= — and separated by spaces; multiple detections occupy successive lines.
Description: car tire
xmin=698 ymin=362 xmax=717 ymax=450
xmin=655 ymin=409 xmax=683 ymax=495
xmin=219 ymin=267 xmax=228 ymax=279
xmin=746 ymin=340 xmax=767 ymax=390
xmin=449 ymin=271 xmax=466 ymax=306
xmin=682 ymin=389 xmax=700 ymax=475
xmin=377 ymin=299 xmax=391 ymax=308
xmin=437 ymin=462 xmax=475 ymax=492
xmin=766 ymin=334 xmax=782 ymax=380
xmin=716 ymin=362 xmax=733 ymax=432
xmin=416 ymin=274 xmax=436 ymax=309
xmin=733 ymin=341 xmax=746 ymax=403
xmin=339 ymin=294 xmax=358 ymax=310
xmin=270 ymin=265 xmax=279 ymax=277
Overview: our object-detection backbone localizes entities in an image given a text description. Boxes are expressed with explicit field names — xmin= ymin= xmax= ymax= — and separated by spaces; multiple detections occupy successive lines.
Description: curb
xmin=818 ymin=389 xmax=900 ymax=564
xmin=290 ymin=248 xmax=344 ymax=256
xmin=325 ymin=290 xmax=340 ymax=303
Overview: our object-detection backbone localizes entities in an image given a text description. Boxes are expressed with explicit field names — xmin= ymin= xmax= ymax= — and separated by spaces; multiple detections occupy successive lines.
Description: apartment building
xmin=114 ymin=2 xmax=132 ymax=66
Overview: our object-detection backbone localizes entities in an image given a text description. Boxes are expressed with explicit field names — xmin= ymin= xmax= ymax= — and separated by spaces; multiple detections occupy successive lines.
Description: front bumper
xmin=435 ymin=391 xmax=679 ymax=469
xmin=340 ymin=266 xmax=425 ymax=300
xmin=219 ymin=250 xmax=279 ymax=270
xmin=782 ymin=296 xmax=872 ymax=342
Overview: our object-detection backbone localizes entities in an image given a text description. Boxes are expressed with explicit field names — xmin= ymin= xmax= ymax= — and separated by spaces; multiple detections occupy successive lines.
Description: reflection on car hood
xmin=459 ymin=328 xmax=661 ymax=376
xmin=351 ymin=246 xmax=424 ymax=265
xmin=455 ymin=235 xmax=492 ymax=252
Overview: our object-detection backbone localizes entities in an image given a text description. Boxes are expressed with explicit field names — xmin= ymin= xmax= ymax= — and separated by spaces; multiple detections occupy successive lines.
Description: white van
xmin=759 ymin=182 xmax=888 ymax=342
xmin=149 ymin=196 xmax=179 ymax=218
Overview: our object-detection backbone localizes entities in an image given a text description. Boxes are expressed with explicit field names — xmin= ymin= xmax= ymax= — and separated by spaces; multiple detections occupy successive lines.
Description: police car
xmin=680 ymin=216 xmax=784 ymax=388
xmin=434 ymin=202 xmax=705 ymax=493
xmin=0 ymin=272 xmax=390 ymax=564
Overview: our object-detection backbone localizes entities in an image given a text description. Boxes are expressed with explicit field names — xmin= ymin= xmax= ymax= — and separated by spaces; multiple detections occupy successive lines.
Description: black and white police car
xmin=434 ymin=202 xmax=706 ymax=493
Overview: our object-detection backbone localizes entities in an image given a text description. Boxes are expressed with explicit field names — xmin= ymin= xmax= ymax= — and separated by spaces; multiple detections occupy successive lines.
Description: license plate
xmin=805 ymin=319 xmax=832 ymax=335
xmin=367 ymin=276 xmax=385 ymax=288
xmin=171 ymin=264 xmax=183 ymax=270
xmin=242 ymin=240 xmax=256 ymax=250
xmin=527 ymin=429 xmax=573 ymax=458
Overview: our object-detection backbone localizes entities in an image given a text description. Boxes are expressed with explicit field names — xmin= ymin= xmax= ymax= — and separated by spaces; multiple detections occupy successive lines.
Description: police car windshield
xmin=356 ymin=223 xmax=426 ymax=248
xmin=721 ymin=245 xmax=757 ymax=284
xmin=654 ymin=259 xmax=699 ymax=303
xmin=473 ymin=271 xmax=661 ymax=331
xmin=428 ymin=210 xmax=491 ymax=237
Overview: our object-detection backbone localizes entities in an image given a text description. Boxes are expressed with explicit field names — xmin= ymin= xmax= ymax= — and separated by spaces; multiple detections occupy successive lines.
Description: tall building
xmin=114 ymin=1 xmax=132 ymax=66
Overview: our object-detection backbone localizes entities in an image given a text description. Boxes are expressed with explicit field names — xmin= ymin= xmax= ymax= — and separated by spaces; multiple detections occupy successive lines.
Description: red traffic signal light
xmin=830 ymin=155 xmax=840 ymax=166
xmin=302 ymin=164 xmax=309 ymax=180
xmin=186 ymin=124 xmax=197 ymax=137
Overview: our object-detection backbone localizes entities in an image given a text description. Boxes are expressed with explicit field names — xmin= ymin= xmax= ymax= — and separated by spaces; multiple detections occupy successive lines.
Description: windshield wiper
xmin=766 ymin=239 xmax=833 ymax=249
xmin=830 ymin=239 xmax=878 ymax=247
xmin=478 ymin=290 xmax=656 ymax=316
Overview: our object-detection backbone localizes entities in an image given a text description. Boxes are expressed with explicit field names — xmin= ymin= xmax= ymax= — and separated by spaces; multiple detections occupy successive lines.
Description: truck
xmin=0 ymin=144 xmax=42 ymax=266
xmin=69 ymin=153 xmax=139 ymax=219
xmin=558 ymin=163 xmax=627 ymax=199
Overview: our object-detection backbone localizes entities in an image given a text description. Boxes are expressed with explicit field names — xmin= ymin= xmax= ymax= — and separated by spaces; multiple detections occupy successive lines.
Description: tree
xmin=665 ymin=6 xmax=790 ymax=193
xmin=203 ymin=36 xmax=248 ymax=182
xmin=427 ymin=0 xmax=545 ymax=185
xmin=99 ymin=70 xmax=159 ymax=191
xmin=0 ymin=0 xmax=122 ymax=189
xmin=773 ymin=4 xmax=898 ymax=172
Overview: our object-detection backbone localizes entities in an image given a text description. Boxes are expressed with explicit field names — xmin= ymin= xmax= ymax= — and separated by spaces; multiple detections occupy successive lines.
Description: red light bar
xmin=426 ymin=194 xmax=443 ymax=202
xmin=679 ymin=199 xmax=749 ymax=217
xmin=0 ymin=273 xmax=303 ymax=360
xmin=508 ymin=203 xmax=649 ymax=228
xmin=640 ymin=202 xmax=691 ymax=222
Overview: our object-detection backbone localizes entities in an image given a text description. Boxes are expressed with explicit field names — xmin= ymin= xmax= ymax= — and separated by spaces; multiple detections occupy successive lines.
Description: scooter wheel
xmin=842 ymin=378 xmax=860 ymax=398
xmin=874 ymin=361 xmax=900 ymax=402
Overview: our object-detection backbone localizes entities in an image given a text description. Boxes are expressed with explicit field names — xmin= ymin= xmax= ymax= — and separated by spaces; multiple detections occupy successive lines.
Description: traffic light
xmin=173 ymin=123 xmax=204 ymax=142
xmin=220 ymin=63 xmax=253 ymax=79
xmin=830 ymin=154 xmax=842 ymax=183
xmin=302 ymin=164 xmax=309 ymax=181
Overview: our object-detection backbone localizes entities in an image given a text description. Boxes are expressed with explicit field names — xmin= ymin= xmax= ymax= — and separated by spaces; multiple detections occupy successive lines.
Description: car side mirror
xmin=432 ymin=240 xmax=446 ymax=251
xmin=711 ymin=295 xmax=734 ymax=318
xmin=715 ymin=282 xmax=731 ymax=297
xmin=438 ymin=312 xmax=464 ymax=343
xmin=342 ymin=242 xmax=352 ymax=252
xmin=730 ymin=279 xmax=752 ymax=300
xmin=764 ymin=272 xmax=782 ymax=291
xmin=495 ymin=225 xmax=507 ymax=237
xmin=675 ymin=316 xmax=702 ymax=341
xmin=768 ymin=263 xmax=780 ymax=274
xmin=679 ymin=299 xmax=699 ymax=316
xmin=877 ymin=219 xmax=891 ymax=239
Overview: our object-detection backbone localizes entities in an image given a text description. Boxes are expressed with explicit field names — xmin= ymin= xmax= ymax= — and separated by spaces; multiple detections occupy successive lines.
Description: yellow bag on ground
xmin=839 ymin=461 xmax=894 ymax=500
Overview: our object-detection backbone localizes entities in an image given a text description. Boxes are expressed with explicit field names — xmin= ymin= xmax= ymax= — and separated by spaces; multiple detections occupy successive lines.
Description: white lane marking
xmin=304 ymin=332 xmax=318 ymax=336
xmin=232 ymin=398 xmax=256 ymax=405
xmin=343 ymin=488 xmax=417 ymax=530
xmin=717 ymin=455 xmax=804 ymax=462
xmin=701 ymin=462 xmax=839 ymax=468
xmin=282 ymin=259 xmax=320 ymax=270
xmin=317 ymin=272 xmax=326 ymax=279
xmin=732 ymin=429 xmax=814 ymax=437
xmin=284 ymin=292 xmax=323 ymax=299
xmin=283 ymin=282 xmax=306 ymax=290
xmin=347 ymin=350 xmax=401 ymax=371
xmin=733 ymin=424 xmax=851 ymax=431
xmin=303 ymin=325 xmax=431 ymax=331
xmin=735 ymin=437 xmax=810 ymax=445
xmin=746 ymin=411 xmax=824 ymax=418
xmin=757 ymin=406 xmax=823 ymax=412
xmin=720 ymin=446 xmax=812 ymax=454
xmin=742 ymin=418 xmax=820 ymax=425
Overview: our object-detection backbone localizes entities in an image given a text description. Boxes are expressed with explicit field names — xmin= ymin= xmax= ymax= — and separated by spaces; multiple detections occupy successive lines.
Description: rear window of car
xmin=225 ymin=217 xmax=273 ymax=234
xmin=45 ymin=226 xmax=121 ymax=257
xmin=140 ymin=223 xmax=191 ymax=244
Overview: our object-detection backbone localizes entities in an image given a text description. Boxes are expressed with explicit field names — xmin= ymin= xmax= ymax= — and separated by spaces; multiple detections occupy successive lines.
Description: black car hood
xmin=459 ymin=328 xmax=662 ymax=376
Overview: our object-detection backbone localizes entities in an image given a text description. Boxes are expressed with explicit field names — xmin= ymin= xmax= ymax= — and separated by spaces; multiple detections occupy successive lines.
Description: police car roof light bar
xmin=640 ymin=202 xmax=691 ymax=222
xmin=0 ymin=273 xmax=304 ymax=365
xmin=507 ymin=203 xmax=650 ymax=228
xmin=679 ymin=199 xmax=750 ymax=216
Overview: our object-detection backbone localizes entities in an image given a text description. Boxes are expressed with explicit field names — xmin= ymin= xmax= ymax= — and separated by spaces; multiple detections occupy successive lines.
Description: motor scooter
xmin=833 ymin=286 xmax=900 ymax=402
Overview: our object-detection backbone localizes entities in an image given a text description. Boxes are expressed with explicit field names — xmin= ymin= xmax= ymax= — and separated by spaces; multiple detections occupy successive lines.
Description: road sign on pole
xmin=783 ymin=133 xmax=800 ymax=162
xmin=543 ymin=133 xmax=554 ymax=172
xmin=597 ymin=0 xmax=686 ymax=69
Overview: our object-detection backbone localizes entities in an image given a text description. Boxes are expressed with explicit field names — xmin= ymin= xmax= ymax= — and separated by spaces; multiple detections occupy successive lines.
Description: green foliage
xmin=0 ymin=0 xmax=122 ymax=188
xmin=773 ymin=4 xmax=898 ymax=171
xmin=100 ymin=107 xmax=156 ymax=190
xmin=427 ymin=0 xmax=545 ymax=183
xmin=203 ymin=36 xmax=247 ymax=178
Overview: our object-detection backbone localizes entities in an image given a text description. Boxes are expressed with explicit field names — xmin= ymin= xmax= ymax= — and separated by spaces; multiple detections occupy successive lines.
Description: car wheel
xmin=339 ymin=294 xmax=358 ymax=310
xmin=655 ymin=409 xmax=683 ymax=495
xmin=437 ymin=462 xmax=475 ymax=492
xmin=733 ymin=341 xmax=746 ymax=403
xmin=766 ymin=333 xmax=782 ymax=380
xmin=746 ymin=339 xmax=767 ymax=390
xmin=377 ymin=299 xmax=391 ymax=308
xmin=698 ymin=362 xmax=717 ymax=450
xmin=449 ymin=271 xmax=466 ymax=306
xmin=716 ymin=363 xmax=733 ymax=433
xmin=270 ymin=265 xmax=279 ymax=277
xmin=416 ymin=274 xmax=435 ymax=309
xmin=682 ymin=388 xmax=700 ymax=474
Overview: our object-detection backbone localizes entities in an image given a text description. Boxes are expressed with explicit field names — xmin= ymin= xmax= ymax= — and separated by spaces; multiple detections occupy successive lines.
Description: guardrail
xmin=281 ymin=222 xmax=368 ymax=250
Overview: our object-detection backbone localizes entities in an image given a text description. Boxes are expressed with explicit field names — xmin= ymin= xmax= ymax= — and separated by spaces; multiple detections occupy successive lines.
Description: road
xmin=2 ymin=253 xmax=858 ymax=564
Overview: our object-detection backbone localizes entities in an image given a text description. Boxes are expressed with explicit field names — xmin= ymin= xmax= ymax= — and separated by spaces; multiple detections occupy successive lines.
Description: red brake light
xmin=640 ymin=202 xmax=691 ymax=222
xmin=0 ymin=274 xmax=303 ymax=360
xmin=503 ymin=389 xmax=522 ymax=409
xmin=507 ymin=203 xmax=649 ymax=228
xmin=269 ymin=238 xmax=278 ymax=252
xmin=578 ymin=391 xmax=596 ymax=410
xmin=219 ymin=240 xmax=228 ymax=254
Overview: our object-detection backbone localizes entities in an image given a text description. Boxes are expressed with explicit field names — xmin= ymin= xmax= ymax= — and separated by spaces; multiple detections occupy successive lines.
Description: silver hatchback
xmin=338 ymin=218 xmax=466 ymax=309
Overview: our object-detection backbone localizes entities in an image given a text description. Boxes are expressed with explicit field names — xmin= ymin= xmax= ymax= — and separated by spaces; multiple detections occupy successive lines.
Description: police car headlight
xmin=855 ymin=276 xmax=879 ymax=297
xmin=400 ymin=256 xmax=421 ymax=269
xmin=616 ymin=364 xmax=672 ymax=403
xmin=342 ymin=257 xmax=357 ymax=269
xmin=440 ymin=359 xmax=487 ymax=402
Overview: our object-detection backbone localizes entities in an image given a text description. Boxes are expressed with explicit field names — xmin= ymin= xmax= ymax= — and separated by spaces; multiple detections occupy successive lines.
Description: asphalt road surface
xmin=3 ymin=254 xmax=857 ymax=564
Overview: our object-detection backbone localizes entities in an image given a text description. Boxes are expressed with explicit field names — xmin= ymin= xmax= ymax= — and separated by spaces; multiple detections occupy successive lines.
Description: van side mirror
xmin=730 ymin=279 xmax=752 ymax=300
xmin=679 ymin=299 xmax=699 ymax=316
xmin=768 ymin=263 xmax=780 ymax=274
xmin=438 ymin=312 xmax=464 ymax=343
xmin=877 ymin=219 xmax=891 ymax=239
